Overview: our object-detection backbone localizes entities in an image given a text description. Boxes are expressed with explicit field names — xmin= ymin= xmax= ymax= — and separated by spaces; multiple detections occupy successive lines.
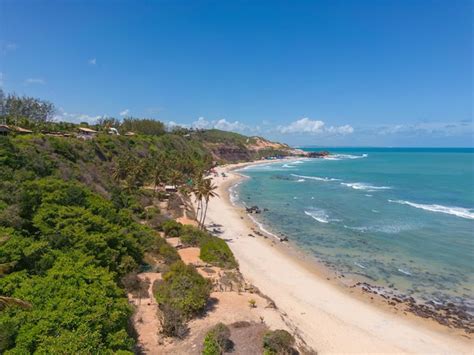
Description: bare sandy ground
xmin=128 ymin=272 xmax=162 ymax=354
xmin=202 ymin=160 xmax=474 ymax=354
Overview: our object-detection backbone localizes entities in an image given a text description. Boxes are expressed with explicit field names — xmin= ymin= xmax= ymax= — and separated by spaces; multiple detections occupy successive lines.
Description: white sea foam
xmin=341 ymin=182 xmax=392 ymax=191
xmin=344 ymin=223 xmax=415 ymax=234
xmin=247 ymin=214 xmax=280 ymax=240
xmin=282 ymin=164 xmax=298 ymax=168
xmin=398 ymin=268 xmax=412 ymax=276
xmin=354 ymin=262 xmax=367 ymax=269
xmin=389 ymin=200 xmax=474 ymax=220
xmin=296 ymin=179 xmax=305 ymax=182
xmin=291 ymin=174 xmax=340 ymax=182
xmin=228 ymin=181 xmax=243 ymax=206
xmin=304 ymin=209 xmax=329 ymax=223
xmin=324 ymin=153 xmax=368 ymax=160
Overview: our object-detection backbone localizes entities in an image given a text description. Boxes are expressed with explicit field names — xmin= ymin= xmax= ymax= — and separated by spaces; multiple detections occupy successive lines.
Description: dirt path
xmin=128 ymin=272 xmax=162 ymax=354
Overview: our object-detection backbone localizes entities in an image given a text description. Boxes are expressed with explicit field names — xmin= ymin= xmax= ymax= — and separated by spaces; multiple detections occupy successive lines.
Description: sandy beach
xmin=202 ymin=160 xmax=473 ymax=354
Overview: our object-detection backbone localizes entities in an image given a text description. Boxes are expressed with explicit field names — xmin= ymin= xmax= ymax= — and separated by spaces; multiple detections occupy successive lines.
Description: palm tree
xmin=152 ymin=154 xmax=167 ymax=194
xmin=193 ymin=175 xmax=205 ymax=223
xmin=199 ymin=178 xmax=219 ymax=229
xmin=112 ymin=156 xmax=132 ymax=183
xmin=0 ymin=296 xmax=32 ymax=311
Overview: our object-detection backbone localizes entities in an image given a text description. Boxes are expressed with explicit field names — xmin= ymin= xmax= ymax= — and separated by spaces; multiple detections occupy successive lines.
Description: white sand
xmin=202 ymin=161 xmax=473 ymax=354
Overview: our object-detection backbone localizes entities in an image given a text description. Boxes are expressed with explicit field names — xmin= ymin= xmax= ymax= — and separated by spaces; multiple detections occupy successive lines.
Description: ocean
xmin=233 ymin=148 xmax=474 ymax=316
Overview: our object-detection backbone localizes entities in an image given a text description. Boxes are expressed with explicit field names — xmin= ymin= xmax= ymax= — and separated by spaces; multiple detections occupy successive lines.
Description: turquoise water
xmin=235 ymin=148 xmax=474 ymax=313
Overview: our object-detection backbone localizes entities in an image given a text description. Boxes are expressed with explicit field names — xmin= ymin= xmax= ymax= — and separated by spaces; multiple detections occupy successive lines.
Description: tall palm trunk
xmin=200 ymin=197 xmax=209 ymax=230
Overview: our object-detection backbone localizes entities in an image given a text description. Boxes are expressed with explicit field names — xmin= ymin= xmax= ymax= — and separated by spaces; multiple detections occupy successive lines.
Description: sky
xmin=0 ymin=0 xmax=472 ymax=146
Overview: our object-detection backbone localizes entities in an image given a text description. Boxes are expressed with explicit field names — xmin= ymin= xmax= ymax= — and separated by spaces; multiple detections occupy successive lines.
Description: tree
xmin=193 ymin=175 xmax=205 ymax=225
xmin=120 ymin=118 xmax=165 ymax=136
xmin=154 ymin=261 xmax=211 ymax=319
xmin=262 ymin=329 xmax=296 ymax=355
xmin=1 ymin=92 xmax=55 ymax=124
xmin=199 ymin=178 xmax=218 ymax=229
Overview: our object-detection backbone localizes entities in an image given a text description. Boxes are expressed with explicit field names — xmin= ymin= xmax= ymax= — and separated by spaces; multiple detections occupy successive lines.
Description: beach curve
xmin=202 ymin=160 xmax=474 ymax=354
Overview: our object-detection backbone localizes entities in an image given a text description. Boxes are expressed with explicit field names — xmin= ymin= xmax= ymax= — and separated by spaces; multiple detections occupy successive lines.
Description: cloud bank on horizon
xmin=50 ymin=107 xmax=473 ymax=147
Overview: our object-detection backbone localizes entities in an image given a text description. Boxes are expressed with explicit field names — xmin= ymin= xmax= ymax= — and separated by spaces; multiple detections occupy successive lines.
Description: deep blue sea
xmin=234 ymin=148 xmax=474 ymax=313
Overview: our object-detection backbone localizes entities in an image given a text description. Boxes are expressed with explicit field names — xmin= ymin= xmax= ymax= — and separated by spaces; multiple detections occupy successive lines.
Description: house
xmin=108 ymin=127 xmax=120 ymax=135
xmin=0 ymin=125 xmax=33 ymax=136
xmin=14 ymin=126 xmax=33 ymax=134
xmin=165 ymin=185 xmax=177 ymax=193
xmin=77 ymin=127 xmax=98 ymax=139
xmin=0 ymin=125 xmax=10 ymax=136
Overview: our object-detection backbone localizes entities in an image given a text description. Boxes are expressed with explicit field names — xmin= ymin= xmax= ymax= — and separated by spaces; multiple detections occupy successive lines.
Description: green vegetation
xmin=120 ymin=118 xmax=166 ymax=136
xmin=0 ymin=90 xmax=289 ymax=350
xmin=161 ymin=219 xmax=184 ymax=238
xmin=202 ymin=323 xmax=233 ymax=355
xmin=0 ymin=178 xmax=174 ymax=353
xmin=263 ymin=329 xmax=296 ymax=355
xmin=154 ymin=261 xmax=211 ymax=337
xmin=161 ymin=221 xmax=238 ymax=269
xmin=199 ymin=237 xmax=237 ymax=269
xmin=154 ymin=261 xmax=211 ymax=319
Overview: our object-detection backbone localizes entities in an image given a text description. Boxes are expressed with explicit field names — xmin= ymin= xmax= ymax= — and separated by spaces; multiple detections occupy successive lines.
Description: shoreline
xmin=203 ymin=159 xmax=473 ymax=353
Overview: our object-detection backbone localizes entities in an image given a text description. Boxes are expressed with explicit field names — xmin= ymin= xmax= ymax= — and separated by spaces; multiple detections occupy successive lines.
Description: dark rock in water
xmin=279 ymin=236 xmax=289 ymax=242
xmin=263 ymin=208 xmax=269 ymax=212
xmin=246 ymin=205 xmax=262 ymax=214
xmin=307 ymin=151 xmax=330 ymax=158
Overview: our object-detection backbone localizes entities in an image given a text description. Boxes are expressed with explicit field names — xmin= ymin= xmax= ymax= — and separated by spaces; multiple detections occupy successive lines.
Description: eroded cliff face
xmin=205 ymin=143 xmax=253 ymax=162
xmin=204 ymin=137 xmax=304 ymax=163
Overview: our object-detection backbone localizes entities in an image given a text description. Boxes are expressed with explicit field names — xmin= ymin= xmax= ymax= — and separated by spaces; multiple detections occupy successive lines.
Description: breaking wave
xmin=324 ymin=153 xmax=368 ymax=160
xmin=341 ymin=182 xmax=392 ymax=191
xmin=304 ymin=209 xmax=330 ymax=223
xmin=389 ymin=200 xmax=474 ymax=220
xmin=291 ymin=174 xmax=341 ymax=182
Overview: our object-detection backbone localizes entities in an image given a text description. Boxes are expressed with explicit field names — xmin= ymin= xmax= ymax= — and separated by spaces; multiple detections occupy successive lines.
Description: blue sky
xmin=0 ymin=0 xmax=472 ymax=146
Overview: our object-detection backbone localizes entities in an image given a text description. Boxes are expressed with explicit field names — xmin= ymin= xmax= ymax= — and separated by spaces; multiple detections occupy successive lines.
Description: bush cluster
xmin=154 ymin=261 xmax=211 ymax=337
xmin=263 ymin=329 xmax=296 ymax=355
xmin=161 ymin=222 xmax=238 ymax=269
xmin=202 ymin=323 xmax=233 ymax=355
xmin=0 ymin=179 xmax=174 ymax=353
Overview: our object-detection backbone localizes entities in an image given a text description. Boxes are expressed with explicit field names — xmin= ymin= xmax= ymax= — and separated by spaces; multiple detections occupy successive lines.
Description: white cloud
xmin=326 ymin=124 xmax=354 ymax=135
xmin=88 ymin=58 xmax=97 ymax=65
xmin=277 ymin=117 xmax=354 ymax=135
xmin=54 ymin=108 xmax=104 ymax=124
xmin=278 ymin=117 xmax=325 ymax=134
xmin=192 ymin=117 xmax=211 ymax=129
xmin=191 ymin=117 xmax=248 ymax=132
xmin=25 ymin=78 xmax=45 ymax=85
xmin=213 ymin=118 xmax=247 ymax=131
xmin=375 ymin=121 xmax=473 ymax=137
xmin=119 ymin=109 xmax=130 ymax=116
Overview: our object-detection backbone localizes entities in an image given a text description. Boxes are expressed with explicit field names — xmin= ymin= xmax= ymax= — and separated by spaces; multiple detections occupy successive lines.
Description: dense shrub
xmin=202 ymin=323 xmax=233 ymax=354
xmin=154 ymin=261 xmax=211 ymax=319
xmin=202 ymin=334 xmax=220 ymax=355
xmin=200 ymin=237 xmax=238 ymax=269
xmin=180 ymin=225 xmax=208 ymax=246
xmin=158 ymin=303 xmax=188 ymax=338
xmin=0 ymin=253 xmax=134 ymax=353
xmin=161 ymin=219 xmax=183 ymax=237
xmin=177 ymin=225 xmax=237 ymax=269
xmin=263 ymin=329 xmax=296 ymax=355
